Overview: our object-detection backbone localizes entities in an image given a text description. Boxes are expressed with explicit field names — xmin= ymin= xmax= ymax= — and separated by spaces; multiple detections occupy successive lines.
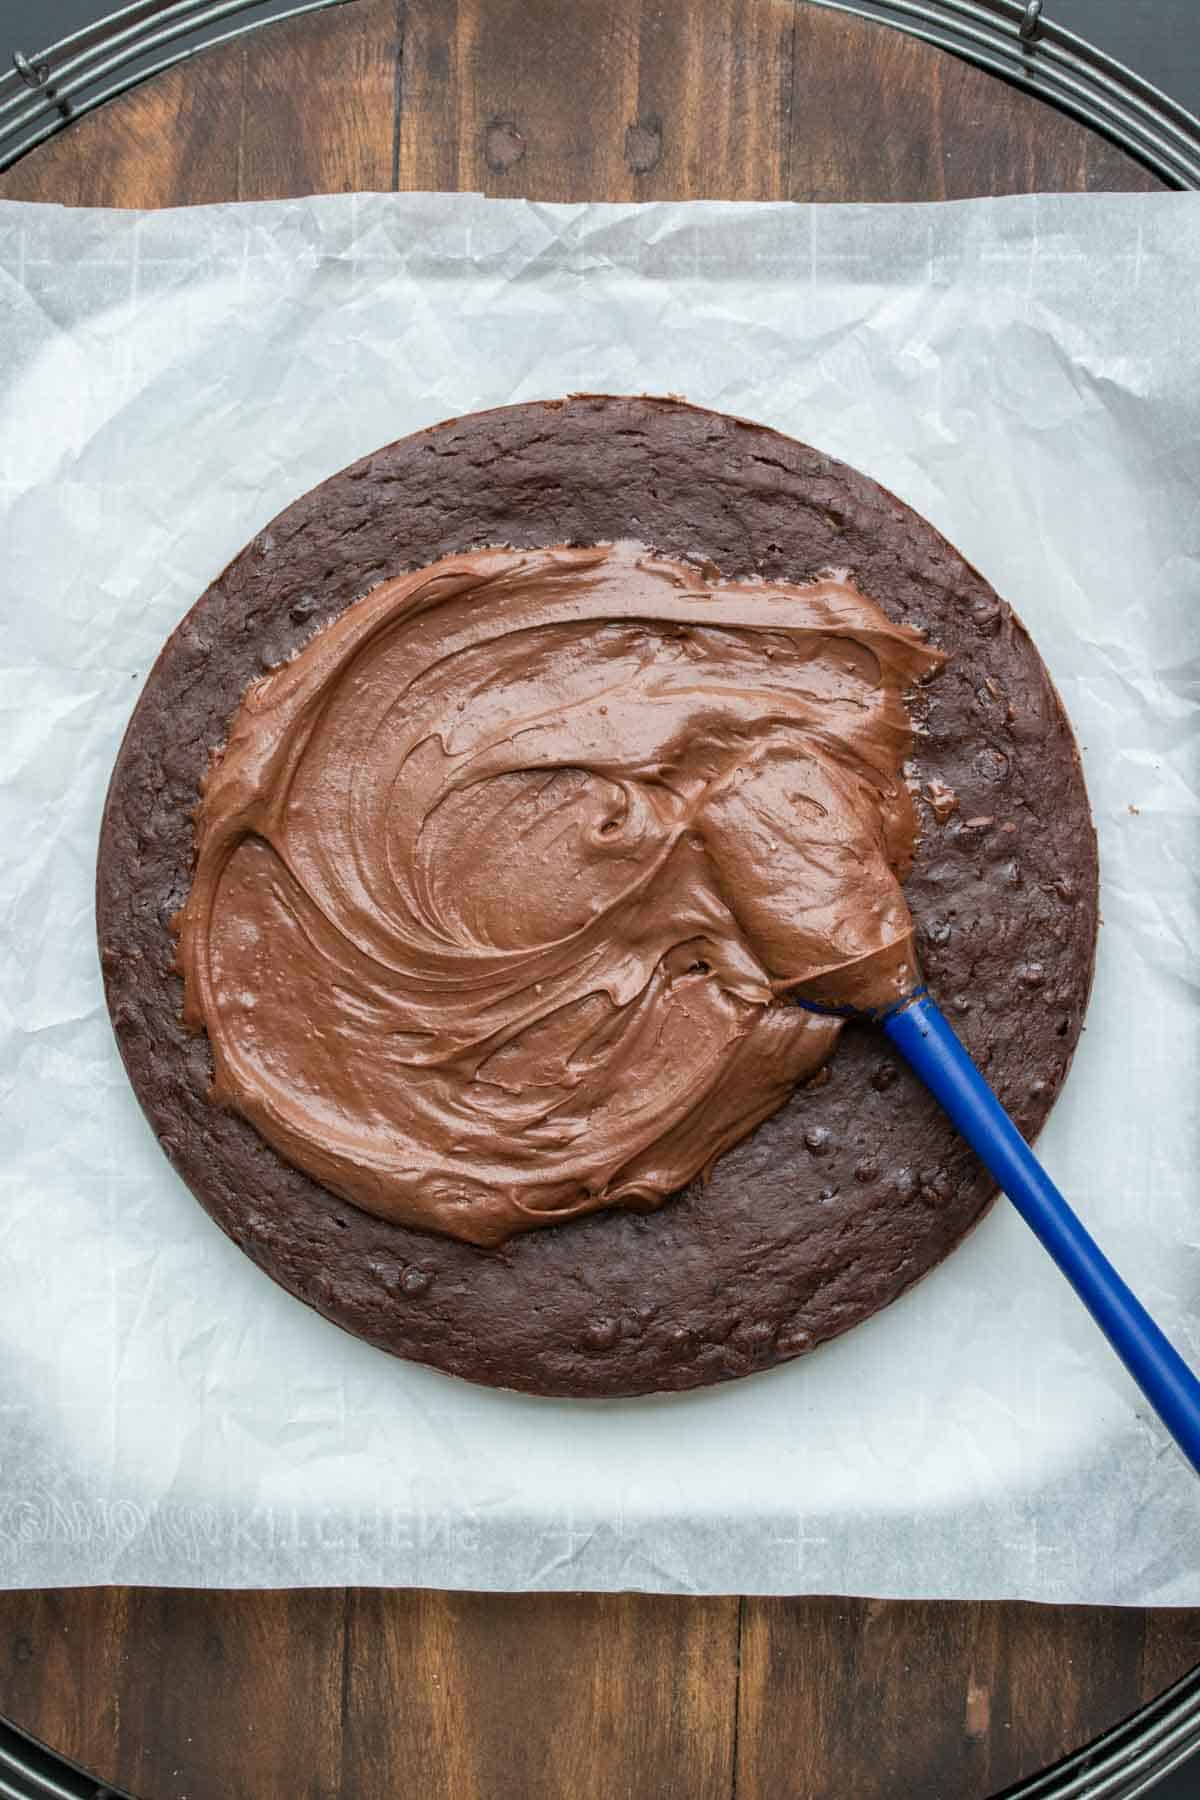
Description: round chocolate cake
xmin=96 ymin=396 xmax=1098 ymax=1397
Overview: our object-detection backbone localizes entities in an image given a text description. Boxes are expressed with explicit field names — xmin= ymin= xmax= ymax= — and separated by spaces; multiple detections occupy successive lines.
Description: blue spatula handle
xmin=884 ymin=993 xmax=1200 ymax=1478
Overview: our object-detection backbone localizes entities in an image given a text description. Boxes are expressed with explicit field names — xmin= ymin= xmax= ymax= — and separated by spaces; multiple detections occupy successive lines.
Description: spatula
xmin=807 ymin=981 xmax=1200 ymax=1478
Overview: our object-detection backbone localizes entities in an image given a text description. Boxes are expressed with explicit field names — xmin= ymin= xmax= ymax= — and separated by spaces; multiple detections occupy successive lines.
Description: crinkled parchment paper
xmin=0 ymin=190 xmax=1197 ymax=1597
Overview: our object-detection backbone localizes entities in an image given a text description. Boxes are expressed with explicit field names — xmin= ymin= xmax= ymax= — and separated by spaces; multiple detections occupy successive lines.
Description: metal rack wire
xmin=2 ymin=0 xmax=1200 ymax=184
xmin=0 ymin=0 xmax=354 ymax=170
xmin=1004 ymin=1663 xmax=1200 ymax=1798
xmin=2 ymin=1627 xmax=1199 ymax=1800
xmin=828 ymin=0 xmax=1200 ymax=189
xmin=1 ymin=2 xmax=1199 ymax=1797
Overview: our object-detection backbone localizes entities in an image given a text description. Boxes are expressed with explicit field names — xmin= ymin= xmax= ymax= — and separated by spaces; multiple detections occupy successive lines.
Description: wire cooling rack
xmin=2 ymin=2 xmax=1199 ymax=1798
xmin=2 ymin=0 xmax=1200 ymax=183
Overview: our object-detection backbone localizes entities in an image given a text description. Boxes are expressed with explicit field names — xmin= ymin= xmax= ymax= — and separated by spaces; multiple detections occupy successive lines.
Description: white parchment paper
xmin=0 ymin=190 xmax=1197 ymax=1600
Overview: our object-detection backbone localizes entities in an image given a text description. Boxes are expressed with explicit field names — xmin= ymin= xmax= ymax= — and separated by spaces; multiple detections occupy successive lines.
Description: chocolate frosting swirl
xmin=176 ymin=542 xmax=942 ymax=1246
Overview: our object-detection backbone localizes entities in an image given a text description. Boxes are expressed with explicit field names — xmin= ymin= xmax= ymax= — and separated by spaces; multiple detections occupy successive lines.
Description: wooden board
xmin=1 ymin=0 xmax=1159 ymax=207
xmin=0 ymin=3 xmax=1187 ymax=1798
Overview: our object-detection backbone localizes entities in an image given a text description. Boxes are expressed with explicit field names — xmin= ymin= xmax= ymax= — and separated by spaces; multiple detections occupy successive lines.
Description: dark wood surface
xmin=0 ymin=3 xmax=1189 ymax=1797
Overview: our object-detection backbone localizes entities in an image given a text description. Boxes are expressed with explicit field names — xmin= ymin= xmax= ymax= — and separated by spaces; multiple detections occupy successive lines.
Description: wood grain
xmin=0 ymin=2 xmax=1189 ymax=1798
xmin=2 ymin=1589 xmax=1198 ymax=1798
xmin=785 ymin=8 xmax=1159 ymax=201
xmin=737 ymin=1598 xmax=1200 ymax=1800
xmin=0 ymin=0 xmax=1159 ymax=209
xmin=240 ymin=0 xmax=398 ymax=199
xmin=0 ymin=1588 xmax=740 ymax=1800
xmin=344 ymin=1590 xmax=739 ymax=1800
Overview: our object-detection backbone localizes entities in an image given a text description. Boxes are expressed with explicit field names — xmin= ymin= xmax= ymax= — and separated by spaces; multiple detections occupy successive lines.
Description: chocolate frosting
xmin=176 ymin=542 xmax=942 ymax=1246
